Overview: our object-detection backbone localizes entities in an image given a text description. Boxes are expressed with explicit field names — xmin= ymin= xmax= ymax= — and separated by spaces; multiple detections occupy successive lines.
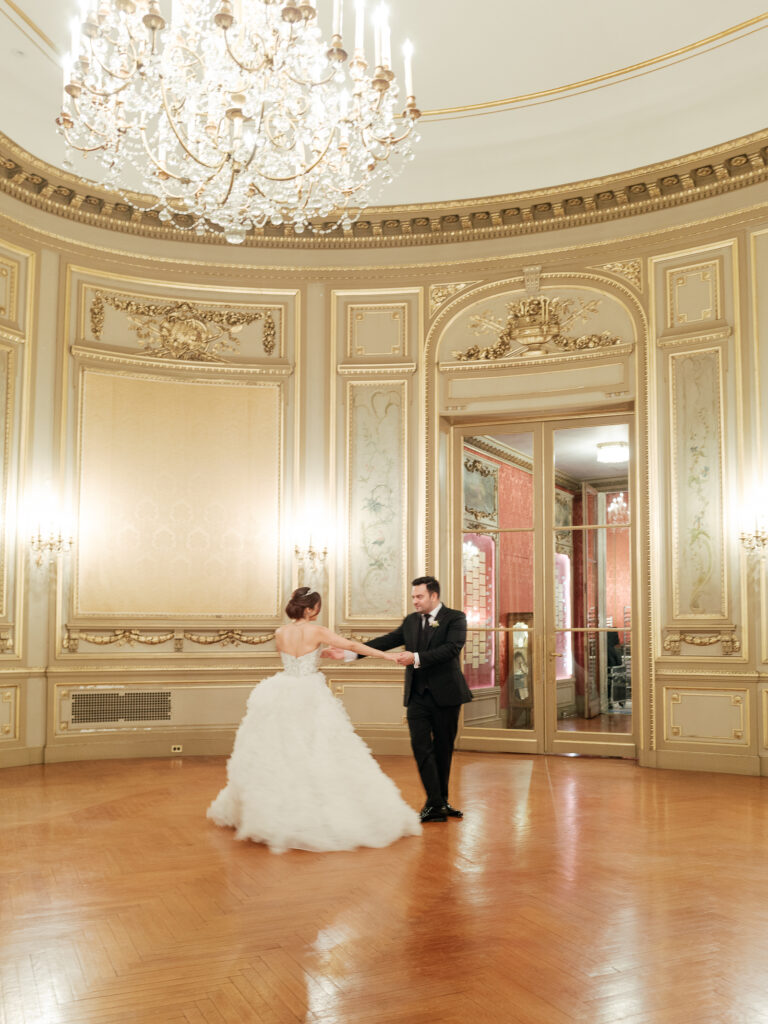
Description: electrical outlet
xmin=171 ymin=744 xmax=182 ymax=753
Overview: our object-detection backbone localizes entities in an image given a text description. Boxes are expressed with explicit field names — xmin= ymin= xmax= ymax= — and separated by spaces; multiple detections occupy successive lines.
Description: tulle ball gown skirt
xmin=207 ymin=657 xmax=421 ymax=854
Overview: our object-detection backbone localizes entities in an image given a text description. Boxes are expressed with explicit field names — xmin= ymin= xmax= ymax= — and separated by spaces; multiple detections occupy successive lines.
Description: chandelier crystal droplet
xmin=56 ymin=0 xmax=421 ymax=243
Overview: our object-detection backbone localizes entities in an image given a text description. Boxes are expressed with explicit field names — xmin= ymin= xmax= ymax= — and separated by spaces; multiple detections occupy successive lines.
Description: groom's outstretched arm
xmin=321 ymin=623 xmax=407 ymax=660
xmin=357 ymin=624 xmax=406 ymax=656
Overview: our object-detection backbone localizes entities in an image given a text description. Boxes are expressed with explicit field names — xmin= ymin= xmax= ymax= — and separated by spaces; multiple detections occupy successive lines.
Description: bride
xmin=207 ymin=587 xmax=421 ymax=853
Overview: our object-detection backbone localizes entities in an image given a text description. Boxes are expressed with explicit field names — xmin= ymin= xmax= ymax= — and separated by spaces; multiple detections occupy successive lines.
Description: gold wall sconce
xmin=739 ymin=524 xmax=768 ymax=557
xmin=30 ymin=528 xmax=73 ymax=567
xmin=294 ymin=541 xmax=328 ymax=574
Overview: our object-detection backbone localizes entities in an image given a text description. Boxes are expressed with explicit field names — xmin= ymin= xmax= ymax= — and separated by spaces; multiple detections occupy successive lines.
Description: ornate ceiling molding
xmin=2 ymin=129 xmax=768 ymax=250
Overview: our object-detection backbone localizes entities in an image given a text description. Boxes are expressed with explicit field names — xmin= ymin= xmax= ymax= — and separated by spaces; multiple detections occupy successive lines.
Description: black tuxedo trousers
xmin=366 ymin=606 xmax=472 ymax=807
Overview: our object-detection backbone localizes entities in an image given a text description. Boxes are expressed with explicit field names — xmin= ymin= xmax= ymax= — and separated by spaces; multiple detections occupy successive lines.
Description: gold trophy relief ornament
xmin=90 ymin=292 xmax=277 ymax=359
xmin=454 ymin=295 xmax=622 ymax=360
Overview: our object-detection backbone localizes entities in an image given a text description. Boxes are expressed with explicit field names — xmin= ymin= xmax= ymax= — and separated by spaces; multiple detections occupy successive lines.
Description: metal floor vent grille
xmin=71 ymin=691 xmax=172 ymax=724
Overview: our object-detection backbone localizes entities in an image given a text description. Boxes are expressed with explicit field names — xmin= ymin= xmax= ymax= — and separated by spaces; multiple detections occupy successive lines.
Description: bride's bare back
xmin=275 ymin=617 xmax=397 ymax=662
xmin=275 ymin=621 xmax=325 ymax=658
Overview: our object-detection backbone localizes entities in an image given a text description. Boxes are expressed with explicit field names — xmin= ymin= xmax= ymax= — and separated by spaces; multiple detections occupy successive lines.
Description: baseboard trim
xmin=0 ymin=746 xmax=45 ymax=768
xmin=655 ymin=749 xmax=760 ymax=776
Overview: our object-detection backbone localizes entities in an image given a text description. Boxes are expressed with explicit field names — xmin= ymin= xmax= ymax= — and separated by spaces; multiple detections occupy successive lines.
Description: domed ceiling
xmin=1 ymin=0 xmax=767 ymax=208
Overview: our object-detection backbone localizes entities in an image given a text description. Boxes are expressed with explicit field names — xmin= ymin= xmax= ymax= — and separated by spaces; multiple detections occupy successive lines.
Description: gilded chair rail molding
xmin=663 ymin=629 xmax=742 ymax=656
xmin=4 ymin=128 xmax=768 ymax=248
xmin=64 ymin=628 xmax=277 ymax=652
xmin=181 ymin=630 xmax=276 ymax=647
xmin=64 ymin=629 xmax=175 ymax=651
xmin=337 ymin=363 xmax=417 ymax=377
xmin=71 ymin=344 xmax=293 ymax=377
xmin=89 ymin=292 xmax=277 ymax=359
xmin=656 ymin=327 xmax=732 ymax=349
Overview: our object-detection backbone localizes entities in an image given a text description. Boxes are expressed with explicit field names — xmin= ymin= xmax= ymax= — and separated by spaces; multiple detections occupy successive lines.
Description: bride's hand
xmin=383 ymin=651 xmax=401 ymax=662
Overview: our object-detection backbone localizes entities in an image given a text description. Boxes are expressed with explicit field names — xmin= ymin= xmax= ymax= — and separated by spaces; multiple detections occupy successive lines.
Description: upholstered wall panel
xmin=75 ymin=369 xmax=282 ymax=618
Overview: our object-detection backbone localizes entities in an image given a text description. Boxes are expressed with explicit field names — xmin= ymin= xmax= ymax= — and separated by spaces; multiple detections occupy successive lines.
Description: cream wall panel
xmin=330 ymin=681 xmax=405 ymax=727
xmin=56 ymin=681 xmax=254 ymax=734
xmin=333 ymin=289 xmax=420 ymax=365
xmin=663 ymin=686 xmax=749 ymax=746
xmin=344 ymin=380 xmax=407 ymax=621
xmin=665 ymin=260 xmax=722 ymax=329
xmin=668 ymin=347 xmax=727 ymax=619
xmin=347 ymin=304 xmax=407 ymax=358
xmin=0 ymin=684 xmax=19 ymax=740
xmin=0 ymin=345 xmax=13 ymax=617
xmin=75 ymin=369 xmax=282 ymax=619
xmin=0 ymin=240 xmax=28 ymax=336
xmin=749 ymin=231 xmax=768 ymax=667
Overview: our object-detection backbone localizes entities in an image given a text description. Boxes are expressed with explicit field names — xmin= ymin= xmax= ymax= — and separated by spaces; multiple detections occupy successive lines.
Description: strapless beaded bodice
xmin=279 ymin=648 xmax=322 ymax=676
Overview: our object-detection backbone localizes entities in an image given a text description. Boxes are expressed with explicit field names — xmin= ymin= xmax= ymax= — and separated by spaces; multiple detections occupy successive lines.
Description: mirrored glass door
xmin=549 ymin=422 xmax=633 ymax=742
xmin=461 ymin=431 xmax=537 ymax=734
xmin=456 ymin=416 xmax=635 ymax=757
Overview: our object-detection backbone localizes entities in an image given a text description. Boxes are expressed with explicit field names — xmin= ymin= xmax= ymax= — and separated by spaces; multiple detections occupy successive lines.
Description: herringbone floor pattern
xmin=3 ymin=752 xmax=768 ymax=1024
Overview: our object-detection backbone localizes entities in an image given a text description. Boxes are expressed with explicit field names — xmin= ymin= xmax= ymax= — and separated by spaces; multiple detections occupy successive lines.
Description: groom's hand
xmin=396 ymin=651 xmax=415 ymax=666
xmin=321 ymin=647 xmax=346 ymax=660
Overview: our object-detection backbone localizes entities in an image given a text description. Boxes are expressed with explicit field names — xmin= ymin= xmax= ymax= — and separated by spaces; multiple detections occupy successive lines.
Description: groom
xmin=324 ymin=576 xmax=472 ymax=823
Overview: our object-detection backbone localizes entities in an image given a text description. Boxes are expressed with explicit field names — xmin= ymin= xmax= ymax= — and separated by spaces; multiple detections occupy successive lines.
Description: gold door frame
xmin=449 ymin=409 xmax=640 ymax=758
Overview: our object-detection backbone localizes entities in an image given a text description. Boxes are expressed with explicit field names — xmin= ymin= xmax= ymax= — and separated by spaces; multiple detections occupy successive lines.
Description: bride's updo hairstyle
xmin=285 ymin=586 xmax=321 ymax=620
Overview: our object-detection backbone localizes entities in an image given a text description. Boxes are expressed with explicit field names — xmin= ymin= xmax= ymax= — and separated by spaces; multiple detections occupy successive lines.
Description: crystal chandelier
xmin=56 ymin=0 xmax=421 ymax=243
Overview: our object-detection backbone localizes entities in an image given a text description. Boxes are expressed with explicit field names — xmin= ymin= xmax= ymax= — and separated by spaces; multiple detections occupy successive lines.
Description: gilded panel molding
xmin=4 ymin=128 xmax=768 ymax=248
xmin=429 ymin=282 xmax=481 ymax=319
xmin=0 ymin=685 xmax=19 ymax=740
xmin=453 ymin=295 xmax=622 ymax=361
xmin=346 ymin=303 xmax=408 ymax=359
xmin=669 ymin=347 xmax=727 ymax=621
xmin=665 ymin=259 xmax=722 ymax=329
xmin=86 ymin=287 xmax=280 ymax=360
xmin=0 ymin=255 xmax=18 ymax=325
xmin=664 ymin=687 xmax=748 ymax=745
xmin=89 ymin=291 xmax=278 ymax=360
xmin=662 ymin=628 xmax=741 ymax=656
xmin=345 ymin=380 xmax=407 ymax=621
xmin=592 ymin=260 xmax=643 ymax=292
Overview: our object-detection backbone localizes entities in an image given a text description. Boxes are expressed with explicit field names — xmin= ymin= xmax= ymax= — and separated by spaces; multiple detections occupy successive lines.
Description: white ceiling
xmin=1 ymin=0 xmax=767 ymax=206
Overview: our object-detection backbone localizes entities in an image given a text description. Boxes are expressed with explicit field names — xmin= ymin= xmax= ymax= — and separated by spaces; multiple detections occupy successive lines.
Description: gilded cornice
xmin=3 ymin=128 xmax=768 ymax=249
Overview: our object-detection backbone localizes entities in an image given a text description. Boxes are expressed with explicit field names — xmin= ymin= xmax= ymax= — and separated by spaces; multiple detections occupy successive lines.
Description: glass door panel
xmin=551 ymin=424 xmax=632 ymax=736
xmin=461 ymin=432 xmax=535 ymax=730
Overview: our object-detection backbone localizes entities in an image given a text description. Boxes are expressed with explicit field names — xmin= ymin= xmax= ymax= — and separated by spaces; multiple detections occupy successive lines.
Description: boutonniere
xmin=430 ymin=620 xmax=440 ymax=628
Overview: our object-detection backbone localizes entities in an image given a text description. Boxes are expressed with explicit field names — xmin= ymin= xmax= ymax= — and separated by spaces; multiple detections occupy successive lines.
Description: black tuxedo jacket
xmin=366 ymin=605 xmax=474 ymax=708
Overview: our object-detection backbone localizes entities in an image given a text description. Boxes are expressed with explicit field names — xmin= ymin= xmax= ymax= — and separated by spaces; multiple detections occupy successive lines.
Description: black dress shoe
xmin=420 ymin=805 xmax=447 ymax=823
xmin=443 ymin=803 xmax=463 ymax=819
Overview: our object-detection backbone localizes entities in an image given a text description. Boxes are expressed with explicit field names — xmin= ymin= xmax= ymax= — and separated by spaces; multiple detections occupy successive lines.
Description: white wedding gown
xmin=207 ymin=648 xmax=421 ymax=853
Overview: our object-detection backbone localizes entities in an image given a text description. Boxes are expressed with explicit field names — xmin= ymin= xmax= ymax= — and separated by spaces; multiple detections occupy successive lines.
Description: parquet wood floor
xmin=3 ymin=753 xmax=768 ymax=1024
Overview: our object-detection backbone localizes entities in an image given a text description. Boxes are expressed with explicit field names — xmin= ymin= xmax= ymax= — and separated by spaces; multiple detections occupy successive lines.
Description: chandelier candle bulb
xmin=381 ymin=5 xmax=391 ymax=68
xmin=332 ymin=0 xmax=342 ymax=38
xmin=354 ymin=0 xmax=365 ymax=55
xmin=402 ymin=38 xmax=413 ymax=97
